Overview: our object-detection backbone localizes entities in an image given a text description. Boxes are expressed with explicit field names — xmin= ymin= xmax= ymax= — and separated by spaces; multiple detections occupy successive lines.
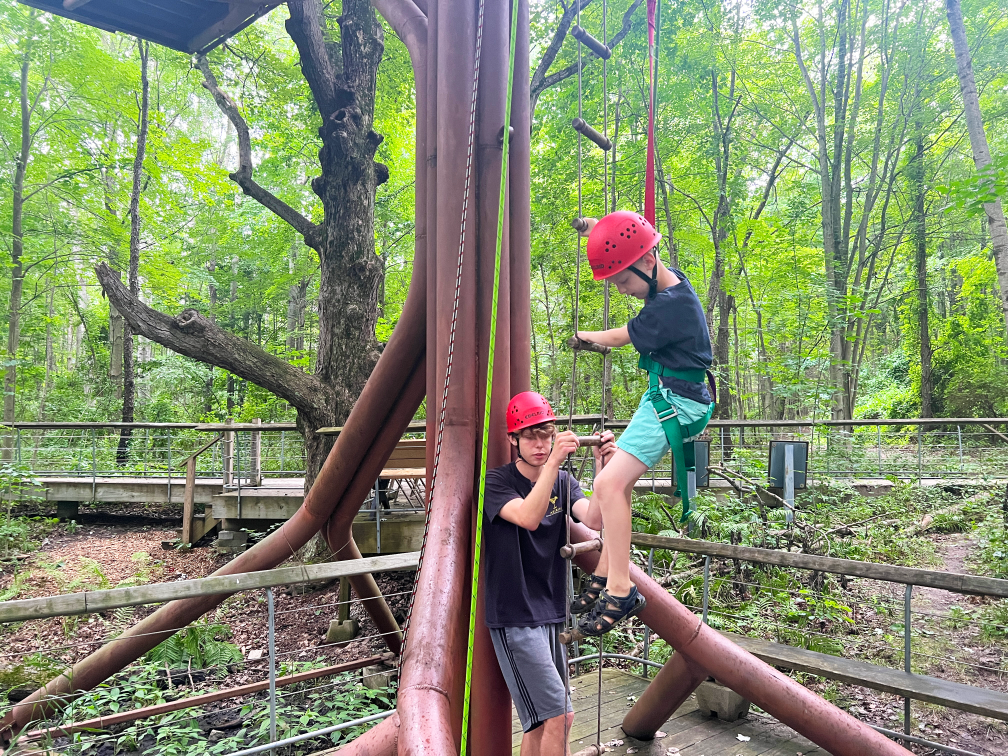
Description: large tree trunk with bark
xmin=99 ymin=0 xmax=388 ymax=492
xmin=945 ymin=0 xmax=1008 ymax=341
xmin=118 ymin=39 xmax=149 ymax=466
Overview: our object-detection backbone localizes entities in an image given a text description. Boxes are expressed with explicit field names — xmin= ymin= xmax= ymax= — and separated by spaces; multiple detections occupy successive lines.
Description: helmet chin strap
xmin=627 ymin=261 xmax=659 ymax=299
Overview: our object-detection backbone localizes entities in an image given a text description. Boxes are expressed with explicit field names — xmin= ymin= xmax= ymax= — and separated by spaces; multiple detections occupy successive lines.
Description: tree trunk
xmin=40 ymin=286 xmax=54 ymax=421
xmin=118 ymin=39 xmax=149 ymax=466
xmin=5 ymin=30 xmax=34 ymax=457
xmin=945 ymin=0 xmax=1008 ymax=341
xmin=909 ymin=127 xmax=932 ymax=417
xmin=104 ymin=0 xmax=389 ymax=494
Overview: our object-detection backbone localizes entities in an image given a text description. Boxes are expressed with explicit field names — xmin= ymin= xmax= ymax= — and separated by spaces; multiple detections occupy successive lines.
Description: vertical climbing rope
xmin=459 ymin=0 xmax=521 ymax=751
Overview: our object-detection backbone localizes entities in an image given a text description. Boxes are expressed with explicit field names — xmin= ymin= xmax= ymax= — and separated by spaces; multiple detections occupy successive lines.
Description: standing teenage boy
xmin=484 ymin=391 xmax=615 ymax=756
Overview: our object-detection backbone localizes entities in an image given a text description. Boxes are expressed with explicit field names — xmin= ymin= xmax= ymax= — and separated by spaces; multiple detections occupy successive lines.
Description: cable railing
xmin=5 ymin=418 xmax=1008 ymax=489
xmin=0 ymin=553 xmax=416 ymax=756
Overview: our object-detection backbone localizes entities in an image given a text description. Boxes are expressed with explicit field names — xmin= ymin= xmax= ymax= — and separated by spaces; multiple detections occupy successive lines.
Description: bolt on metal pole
xmin=267 ymin=587 xmax=277 ymax=754
xmin=904 ymin=584 xmax=912 ymax=736
xmin=643 ymin=548 xmax=654 ymax=678
xmin=702 ymin=555 xmax=711 ymax=624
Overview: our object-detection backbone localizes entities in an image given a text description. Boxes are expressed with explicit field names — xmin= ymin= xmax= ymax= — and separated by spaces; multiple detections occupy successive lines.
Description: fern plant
xmin=145 ymin=621 xmax=242 ymax=669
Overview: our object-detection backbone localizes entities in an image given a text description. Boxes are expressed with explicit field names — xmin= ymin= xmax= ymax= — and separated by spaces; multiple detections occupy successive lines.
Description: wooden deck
xmin=513 ymin=668 xmax=829 ymax=755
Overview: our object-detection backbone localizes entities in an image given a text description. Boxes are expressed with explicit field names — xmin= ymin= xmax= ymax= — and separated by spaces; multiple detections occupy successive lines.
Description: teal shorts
xmin=617 ymin=388 xmax=714 ymax=469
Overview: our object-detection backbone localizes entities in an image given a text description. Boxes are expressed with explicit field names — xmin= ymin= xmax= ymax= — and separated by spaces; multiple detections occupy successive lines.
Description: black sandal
xmin=578 ymin=586 xmax=646 ymax=637
xmin=570 ymin=574 xmax=607 ymax=615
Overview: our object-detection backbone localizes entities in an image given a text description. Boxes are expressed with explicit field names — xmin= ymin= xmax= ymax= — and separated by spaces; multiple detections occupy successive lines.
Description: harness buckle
xmin=654 ymin=405 xmax=679 ymax=424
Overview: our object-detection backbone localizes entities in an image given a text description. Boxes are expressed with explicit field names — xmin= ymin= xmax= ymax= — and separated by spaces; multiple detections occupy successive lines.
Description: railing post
xmin=917 ymin=425 xmax=922 ymax=483
xmin=877 ymin=424 xmax=882 ymax=476
xmin=280 ymin=430 xmax=285 ymax=475
xmin=15 ymin=428 xmax=21 ymax=465
xmin=784 ymin=443 xmax=795 ymax=525
xmin=701 ymin=555 xmax=711 ymax=625
xmin=91 ymin=427 xmax=97 ymax=501
xmin=267 ymin=587 xmax=277 ymax=755
xmin=251 ymin=418 xmax=262 ymax=486
xmin=957 ymin=425 xmax=963 ymax=473
xmin=904 ymin=584 xmax=912 ymax=737
xmin=144 ymin=427 xmax=149 ymax=473
xmin=182 ymin=455 xmax=197 ymax=546
xmin=166 ymin=428 xmax=172 ymax=503
xmin=223 ymin=419 xmax=234 ymax=486
xmin=373 ymin=481 xmax=382 ymax=554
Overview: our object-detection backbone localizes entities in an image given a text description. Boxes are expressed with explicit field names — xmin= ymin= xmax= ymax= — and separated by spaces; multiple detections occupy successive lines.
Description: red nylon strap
xmin=645 ymin=0 xmax=658 ymax=226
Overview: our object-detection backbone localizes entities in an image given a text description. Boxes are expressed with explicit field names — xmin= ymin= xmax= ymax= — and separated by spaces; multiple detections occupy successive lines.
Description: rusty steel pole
xmin=397 ymin=0 xmax=479 ymax=748
xmin=568 ymin=521 xmax=912 ymax=756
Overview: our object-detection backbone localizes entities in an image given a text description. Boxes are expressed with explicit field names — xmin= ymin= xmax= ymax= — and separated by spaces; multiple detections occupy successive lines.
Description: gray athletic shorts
xmin=490 ymin=623 xmax=572 ymax=733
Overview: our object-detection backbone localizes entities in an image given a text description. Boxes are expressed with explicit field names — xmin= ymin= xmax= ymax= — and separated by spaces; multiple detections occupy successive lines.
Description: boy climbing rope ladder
xmin=570 ymin=210 xmax=715 ymax=637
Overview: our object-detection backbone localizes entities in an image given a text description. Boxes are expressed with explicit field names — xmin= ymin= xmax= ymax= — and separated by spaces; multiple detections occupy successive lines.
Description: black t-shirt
xmin=483 ymin=462 xmax=586 ymax=628
xmin=627 ymin=268 xmax=713 ymax=404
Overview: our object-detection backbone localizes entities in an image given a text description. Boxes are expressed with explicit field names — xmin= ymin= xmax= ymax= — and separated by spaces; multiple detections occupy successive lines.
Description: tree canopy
xmin=2 ymin=0 xmax=1007 ymax=440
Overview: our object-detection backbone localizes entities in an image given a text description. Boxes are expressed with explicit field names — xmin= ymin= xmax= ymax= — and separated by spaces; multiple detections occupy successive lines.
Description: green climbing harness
xmin=638 ymin=353 xmax=714 ymax=523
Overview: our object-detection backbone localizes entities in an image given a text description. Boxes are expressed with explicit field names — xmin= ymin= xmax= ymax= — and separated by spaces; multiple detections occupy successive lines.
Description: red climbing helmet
xmin=586 ymin=210 xmax=662 ymax=281
xmin=506 ymin=391 xmax=557 ymax=434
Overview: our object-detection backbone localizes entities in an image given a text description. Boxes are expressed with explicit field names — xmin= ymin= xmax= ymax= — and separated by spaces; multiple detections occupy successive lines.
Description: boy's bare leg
xmin=591 ymin=449 xmax=647 ymax=596
xmin=521 ymin=713 xmax=573 ymax=756
xmin=542 ymin=712 xmax=574 ymax=755
xmin=520 ymin=725 xmax=544 ymax=756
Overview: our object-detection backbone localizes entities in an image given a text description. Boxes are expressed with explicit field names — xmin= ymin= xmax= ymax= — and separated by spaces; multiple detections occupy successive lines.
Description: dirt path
xmin=912 ymin=531 xmax=972 ymax=616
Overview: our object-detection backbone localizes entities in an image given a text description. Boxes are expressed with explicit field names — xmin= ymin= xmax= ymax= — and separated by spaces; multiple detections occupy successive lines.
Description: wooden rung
xmin=560 ymin=627 xmax=585 ymax=645
xmin=571 ymin=25 xmax=611 ymax=60
xmin=571 ymin=217 xmax=589 ymax=233
xmin=575 ymin=436 xmax=603 ymax=447
xmin=571 ymin=118 xmax=612 ymax=151
xmin=566 ymin=335 xmax=611 ymax=354
xmin=561 ymin=537 xmax=603 ymax=559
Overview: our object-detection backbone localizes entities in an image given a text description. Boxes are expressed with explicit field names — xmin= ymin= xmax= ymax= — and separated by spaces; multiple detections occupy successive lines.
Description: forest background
xmin=2 ymin=0 xmax=1008 ymax=464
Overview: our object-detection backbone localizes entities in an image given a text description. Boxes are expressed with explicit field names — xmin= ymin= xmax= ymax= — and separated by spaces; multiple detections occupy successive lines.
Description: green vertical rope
xmin=460 ymin=0 xmax=521 ymax=753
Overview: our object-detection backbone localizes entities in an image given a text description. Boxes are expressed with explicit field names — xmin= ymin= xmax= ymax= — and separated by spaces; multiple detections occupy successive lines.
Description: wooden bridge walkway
xmin=518 ymin=668 xmax=827 ymax=755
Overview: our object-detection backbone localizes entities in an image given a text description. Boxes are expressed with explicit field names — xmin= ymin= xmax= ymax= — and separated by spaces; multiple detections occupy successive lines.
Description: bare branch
xmin=530 ymin=0 xmax=644 ymax=118
xmin=95 ymin=262 xmax=341 ymax=420
xmin=286 ymin=0 xmax=342 ymax=116
xmin=196 ymin=56 xmax=322 ymax=249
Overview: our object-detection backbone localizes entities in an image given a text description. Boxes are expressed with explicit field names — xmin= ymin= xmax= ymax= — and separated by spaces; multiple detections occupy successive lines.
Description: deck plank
xmin=510 ymin=669 xmax=836 ymax=755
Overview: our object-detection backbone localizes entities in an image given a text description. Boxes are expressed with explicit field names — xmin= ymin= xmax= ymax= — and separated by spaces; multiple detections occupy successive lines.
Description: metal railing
xmin=6 ymin=418 xmax=1008 ymax=489
xmin=613 ymin=532 xmax=1008 ymax=756
xmin=558 ymin=417 xmax=1008 ymax=486
xmin=1 ymin=553 xmax=417 ymax=756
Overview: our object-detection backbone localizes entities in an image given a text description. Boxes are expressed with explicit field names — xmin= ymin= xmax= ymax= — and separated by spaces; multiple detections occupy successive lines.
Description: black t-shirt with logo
xmin=483 ymin=462 xmax=586 ymax=628
xmin=627 ymin=268 xmax=713 ymax=404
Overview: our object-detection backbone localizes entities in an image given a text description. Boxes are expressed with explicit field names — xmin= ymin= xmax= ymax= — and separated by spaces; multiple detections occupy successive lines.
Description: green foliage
xmin=53 ymin=660 xmax=394 ymax=756
xmin=144 ymin=621 xmax=243 ymax=670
